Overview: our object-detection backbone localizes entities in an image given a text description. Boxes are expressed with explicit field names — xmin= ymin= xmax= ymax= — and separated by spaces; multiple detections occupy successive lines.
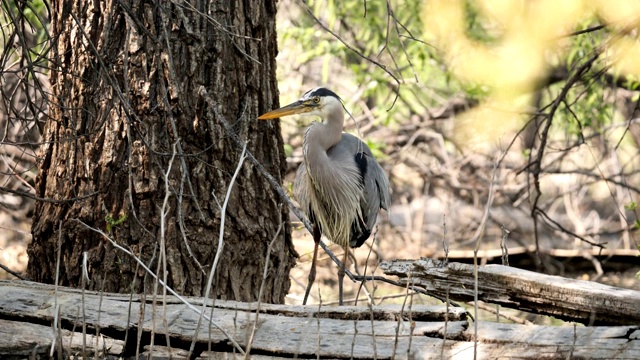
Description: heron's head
xmin=258 ymin=87 xmax=343 ymax=121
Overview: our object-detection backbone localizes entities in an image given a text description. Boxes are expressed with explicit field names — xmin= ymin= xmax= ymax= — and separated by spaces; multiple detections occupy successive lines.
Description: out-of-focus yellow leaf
xmin=420 ymin=0 xmax=640 ymax=147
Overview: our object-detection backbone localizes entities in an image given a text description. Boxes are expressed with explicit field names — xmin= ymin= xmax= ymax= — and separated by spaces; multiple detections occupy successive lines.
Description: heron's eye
xmin=312 ymin=97 xmax=320 ymax=104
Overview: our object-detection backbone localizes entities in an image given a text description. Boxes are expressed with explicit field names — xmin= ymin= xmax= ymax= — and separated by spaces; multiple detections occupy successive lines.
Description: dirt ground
xmin=284 ymin=224 xmax=640 ymax=306
xmin=2 ymin=210 xmax=638 ymax=324
xmin=0 ymin=212 xmax=29 ymax=280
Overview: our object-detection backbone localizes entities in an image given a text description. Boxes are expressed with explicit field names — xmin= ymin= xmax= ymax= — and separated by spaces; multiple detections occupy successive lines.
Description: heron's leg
xmin=302 ymin=224 xmax=321 ymax=305
xmin=338 ymin=247 xmax=348 ymax=306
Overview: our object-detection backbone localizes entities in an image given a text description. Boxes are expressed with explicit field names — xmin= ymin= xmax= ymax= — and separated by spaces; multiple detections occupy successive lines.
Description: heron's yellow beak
xmin=258 ymin=100 xmax=312 ymax=120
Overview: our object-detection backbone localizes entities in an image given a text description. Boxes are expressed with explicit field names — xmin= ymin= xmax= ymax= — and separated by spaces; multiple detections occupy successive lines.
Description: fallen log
xmin=0 ymin=276 xmax=638 ymax=359
xmin=380 ymin=258 xmax=640 ymax=325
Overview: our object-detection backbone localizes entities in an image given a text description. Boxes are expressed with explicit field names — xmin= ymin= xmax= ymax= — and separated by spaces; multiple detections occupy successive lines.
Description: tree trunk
xmin=27 ymin=0 xmax=296 ymax=303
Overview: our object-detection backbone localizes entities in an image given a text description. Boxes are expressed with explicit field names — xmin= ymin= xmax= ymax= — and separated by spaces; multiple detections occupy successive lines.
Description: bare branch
xmin=299 ymin=0 xmax=401 ymax=85
xmin=72 ymin=219 xmax=246 ymax=355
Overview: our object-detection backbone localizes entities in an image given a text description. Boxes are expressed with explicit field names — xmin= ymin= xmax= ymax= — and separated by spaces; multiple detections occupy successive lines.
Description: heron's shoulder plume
xmin=303 ymin=87 xmax=341 ymax=101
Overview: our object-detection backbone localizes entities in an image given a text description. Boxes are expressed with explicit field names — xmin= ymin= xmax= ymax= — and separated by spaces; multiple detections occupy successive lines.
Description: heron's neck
xmin=304 ymin=110 xmax=344 ymax=158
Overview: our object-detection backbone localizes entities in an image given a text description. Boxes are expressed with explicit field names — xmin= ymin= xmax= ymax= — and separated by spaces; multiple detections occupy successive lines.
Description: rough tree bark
xmin=27 ymin=0 xmax=296 ymax=303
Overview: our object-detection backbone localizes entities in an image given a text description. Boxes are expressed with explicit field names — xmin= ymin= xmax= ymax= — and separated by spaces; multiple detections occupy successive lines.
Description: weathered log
xmin=0 ymin=278 xmax=638 ymax=359
xmin=0 ymin=280 xmax=466 ymax=359
xmin=380 ymin=258 xmax=640 ymax=325
xmin=0 ymin=319 xmax=124 ymax=358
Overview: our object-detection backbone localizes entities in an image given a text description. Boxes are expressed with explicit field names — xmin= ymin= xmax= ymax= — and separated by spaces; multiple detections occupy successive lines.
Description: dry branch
xmin=1 ymin=279 xmax=639 ymax=359
xmin=0 ymin=280 xmax=465 ymax=359
xmin=380 ymin=258 xmax=640 ymax=325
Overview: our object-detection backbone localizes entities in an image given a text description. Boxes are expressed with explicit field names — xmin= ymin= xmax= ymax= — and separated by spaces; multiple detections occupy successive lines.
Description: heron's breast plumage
xmin=295 ymin=137 xmax=367 ymax=248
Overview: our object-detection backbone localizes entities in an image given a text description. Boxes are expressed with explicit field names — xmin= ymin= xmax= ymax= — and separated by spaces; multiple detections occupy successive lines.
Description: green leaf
xmin=105 ymin=213 xmax=127 ymax=233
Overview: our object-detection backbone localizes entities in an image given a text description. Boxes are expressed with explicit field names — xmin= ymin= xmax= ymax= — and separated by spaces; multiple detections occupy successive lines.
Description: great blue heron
xmin=259 ymin=87 xmax=390 ymax=305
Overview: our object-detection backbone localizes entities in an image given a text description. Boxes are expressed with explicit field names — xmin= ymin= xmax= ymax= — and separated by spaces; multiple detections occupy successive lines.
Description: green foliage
xmin=281 ymin=0 xmax=464 ymax=126
xmin=1 ymin=0 xmax=49 ymax=62
xmin=278 ymin=0 xmax=640 ymax=289
xmin=280 ymin=1 xmax=630 ymax=147
xmin=462 ymin=83 xmax=492 ymax=101
xmin=463 ymin=0 xmax=502 ymax=44
xmin=536 ymin=19 xmax=618 ymax=140
xmin=364 ymin=138 xmax=385 ymax=160
xmin=555 ymin=80 xmax=614 ymax=137
xmin=283 ymin=144 xmax=294 ymax=158
xmin=105 ymin=213 xmax=127 ymax=233
xmin=625 ymin=202 xmax=637 ymax=211
xmin=637 ymin=244 xmax=640 ymax=280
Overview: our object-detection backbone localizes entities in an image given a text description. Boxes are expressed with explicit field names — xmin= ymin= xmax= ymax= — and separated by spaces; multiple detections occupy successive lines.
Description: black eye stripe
xmin=303 ymin=87 xmax=341 ymax=101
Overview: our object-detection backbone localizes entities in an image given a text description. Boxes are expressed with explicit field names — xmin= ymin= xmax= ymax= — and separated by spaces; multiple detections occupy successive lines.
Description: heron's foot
xmin=303 ymin=260 xmax=316 ymax=305
xmin=337 ymin=264 xmax=346 ymax=306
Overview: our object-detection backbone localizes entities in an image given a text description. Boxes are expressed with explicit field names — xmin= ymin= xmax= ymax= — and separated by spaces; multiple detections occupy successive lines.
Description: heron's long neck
xmin=304 ymin=110 xmax=344 ymax=172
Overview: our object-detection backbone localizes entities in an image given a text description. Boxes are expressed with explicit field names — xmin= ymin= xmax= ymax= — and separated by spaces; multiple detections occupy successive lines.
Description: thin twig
xmin=123 ymin=244 xmax=142 ymax=355
xmin=191 ymin=141 xmax=247 ymax=354
xmin=407 ymin=282 xmax=415 ymax=359
xmin=441 ymin=286 xmax=449 ymax=359
xmin=72 ymin=219 xmax=246 ymax=355
xmin=300 ymin=0 xmax=400 ymax=85
xmin=471 ymin=154 xmax=504 ymax=360
xmin=564 ymin=24 xmax=606 ymax=37
xmin=529 ymin=50 xmax=601 ymax=261
xmin=0 ymin=185 xmax=100 ymax=203
xmin=81 ymin=252 xmax=88 ymax=357
xmin=244 ymin=218 xmax=283 ymax=358
xmin=316 ymin=290 xmax=322 ymax=360
xmin=368 ymin=297 xmax=378 ymax=360
xmin=95 ymin=274 xmax=106 ymax=358
xmin=156 ymin=41 xmax=207 ymax=274
xmin=500 ymin=226 xmax=510 ymax=266
xmin=50 ymin=221 xmax=62 ymax=358
xmin=392 ymin=272 xmax=412 ymax=360
xmin=472 ymin=302 xmax=533 ymax=325
xmin=350 ymin=316 xmax=358 ymax=360
xmin=0 ymin=262 xmax=28 ymax=280
xmin=387 ymin=0 xmax=418 ymax=83
xmin=155 ymin=141 xmax=178 ymax=354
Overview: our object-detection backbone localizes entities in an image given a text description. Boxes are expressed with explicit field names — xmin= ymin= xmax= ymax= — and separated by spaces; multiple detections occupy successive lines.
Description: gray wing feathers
xmin=339 ymin=134 xmax=390 ymax=226
xmin=362 ymin=152 xmax=390 ymax=229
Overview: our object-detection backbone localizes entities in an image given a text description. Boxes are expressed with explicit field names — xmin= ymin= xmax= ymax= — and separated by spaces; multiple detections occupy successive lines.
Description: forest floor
xmin=2 ymin=203 xmax=638 ymax=328
xmin=0 ymin=212 xmax=29 ymax=280
xmin=285 ymin=223 xmax=640 ymax=309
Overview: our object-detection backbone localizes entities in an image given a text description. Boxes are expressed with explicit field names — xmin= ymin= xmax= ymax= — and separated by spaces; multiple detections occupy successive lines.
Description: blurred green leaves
xmin=278 ymin=0 xmax=463 ymax=126
xmin=0 ymin=0 xmax=49 ymax=63
xmin=278 ymin=0 xmax=640 ymax=152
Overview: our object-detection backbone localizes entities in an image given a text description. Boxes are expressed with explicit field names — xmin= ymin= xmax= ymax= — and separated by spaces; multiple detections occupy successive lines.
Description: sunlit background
xmin=273 ymin=0 xmax=640 ymax=310
xmin=0 ymin=0 xmax=638 ymax=319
